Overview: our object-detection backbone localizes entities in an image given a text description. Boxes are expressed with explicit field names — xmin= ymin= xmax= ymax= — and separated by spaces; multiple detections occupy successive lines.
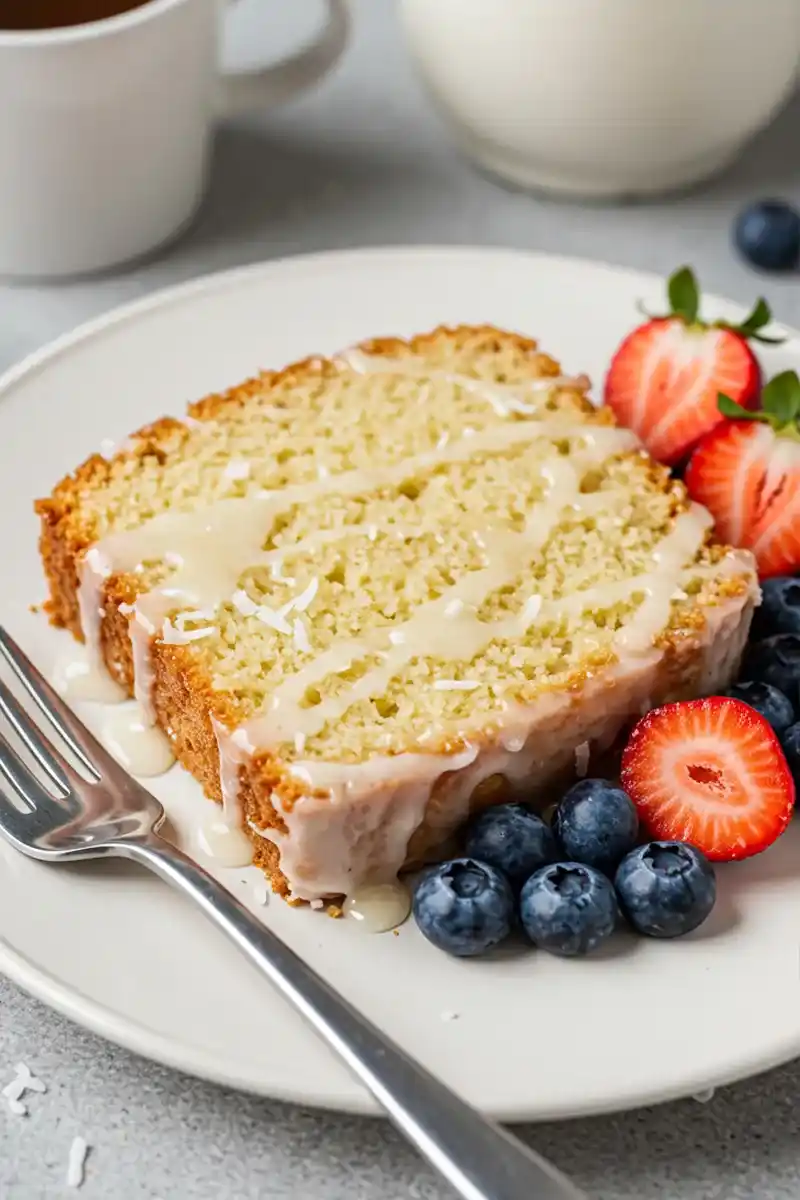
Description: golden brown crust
xmin=34 ymin=324 xmax=756 ymax=897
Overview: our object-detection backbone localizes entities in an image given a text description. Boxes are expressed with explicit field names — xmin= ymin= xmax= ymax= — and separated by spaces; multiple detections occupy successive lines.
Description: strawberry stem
xmin=651 ymin=266 xmax=785 ymax=344
xmin=718 ymin=369 xmax=800 ymax=437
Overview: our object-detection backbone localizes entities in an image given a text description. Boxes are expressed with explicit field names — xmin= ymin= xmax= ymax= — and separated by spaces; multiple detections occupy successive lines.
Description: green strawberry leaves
xmin=719 ymin=369 xmax=800 ymax=437
xmin=717 ymin=395 xmax=761 ymax=421
xmin=719 ymin=296 xmax=786 ymax=345
xmin=667 ymin=267 xmax=700 ymax=324
xmin=648 ymin=265 xmax=786 ymax=345
xmin=763 ymin=371 xmax=800 ymax=423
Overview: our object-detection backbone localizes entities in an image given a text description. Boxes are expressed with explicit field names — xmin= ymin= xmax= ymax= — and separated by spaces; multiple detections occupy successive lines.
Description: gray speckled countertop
xmin=3 ymin=3 xmax=800 ymax=1197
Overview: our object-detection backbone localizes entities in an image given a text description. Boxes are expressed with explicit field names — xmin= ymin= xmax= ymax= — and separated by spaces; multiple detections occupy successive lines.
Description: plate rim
xmin=1 ymin=244 xmax=796 ymax=1121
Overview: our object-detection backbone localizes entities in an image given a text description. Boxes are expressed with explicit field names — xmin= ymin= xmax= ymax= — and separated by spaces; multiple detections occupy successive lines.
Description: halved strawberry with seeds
xmin=604 ymin=266 xmax=780 ymax=465
xmin=685 ymin=370 xmax=800 ymax=577
xmin=621 ymin=697 xmax=794 ymax=861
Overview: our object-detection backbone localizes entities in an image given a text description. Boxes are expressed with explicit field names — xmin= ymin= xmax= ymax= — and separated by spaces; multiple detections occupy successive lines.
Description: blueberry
xmin=464 ymin=803 xmax=557 ymax=889
xmin=552 ymin=779 xmax=639 ymax=876
xmin=741 ymin=635 xmax=800 ymax=714
xmin=413 ymin=858 xmax=514 ymax=957
xmin=723 ymin=681 xmax=794 ymax=736
xmin=615 ymin=842 xmax=716 ymax=938
xmin=734 ymin=200 xmax=800 ymax=271
xmin=780 ymin=722 xmax=800 ymax=792
xmin=751 ymin=577 xmax=800 ymax=642
xmin=519 ymin=863 xmax=619 ymax=957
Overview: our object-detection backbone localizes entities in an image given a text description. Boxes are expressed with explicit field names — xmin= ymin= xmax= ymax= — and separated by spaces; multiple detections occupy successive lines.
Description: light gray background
xmin=3 ymin=3 xmax=800 ymax=1197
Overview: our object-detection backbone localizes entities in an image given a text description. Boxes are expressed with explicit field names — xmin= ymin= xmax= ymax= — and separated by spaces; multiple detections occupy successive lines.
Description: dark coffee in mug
xmin=0 ymin=0 xmax=149 ymax=29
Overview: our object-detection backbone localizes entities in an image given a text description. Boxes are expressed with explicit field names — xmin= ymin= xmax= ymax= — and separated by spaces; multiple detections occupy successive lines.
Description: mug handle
xmin=217 ymin=0 xmax=351 ymax=117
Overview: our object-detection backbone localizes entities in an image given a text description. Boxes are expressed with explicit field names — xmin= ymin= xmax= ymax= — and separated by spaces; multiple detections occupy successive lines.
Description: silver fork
xmin=0 ymin=625 xmax=586 ymax=1200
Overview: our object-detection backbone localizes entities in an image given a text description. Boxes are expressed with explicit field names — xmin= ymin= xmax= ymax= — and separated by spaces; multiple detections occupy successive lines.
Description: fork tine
xmin=0 ymin=626 xmax=118 ymax=781
xmin=0 ymin=736 xmax=56 ymax=810
xmin=0 ymin=783 xmax=36 ymax=843
xmin=0 ymin=677 xmax=72 ymax=794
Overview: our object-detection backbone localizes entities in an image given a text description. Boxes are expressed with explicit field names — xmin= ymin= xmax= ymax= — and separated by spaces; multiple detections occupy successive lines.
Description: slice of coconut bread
xmin=36 ymin=325 xmax=759 ymax=900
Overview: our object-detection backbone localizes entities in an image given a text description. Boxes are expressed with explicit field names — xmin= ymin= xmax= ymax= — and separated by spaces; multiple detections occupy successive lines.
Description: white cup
xmin=400 ymin=0 xmax=800 ymax=200
xmin=0 ymin=0 xmax=351 ymax=278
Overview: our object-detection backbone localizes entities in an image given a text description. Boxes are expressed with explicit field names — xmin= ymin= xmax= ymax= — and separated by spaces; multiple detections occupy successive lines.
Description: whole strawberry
xmin=604 ymin=267 xmax=781 ymax=466
xmin=685 ymin=370 xmax=800 ymax=578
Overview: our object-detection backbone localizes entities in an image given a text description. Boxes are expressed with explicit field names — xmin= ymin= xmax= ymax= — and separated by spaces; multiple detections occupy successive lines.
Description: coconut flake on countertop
xmin=66 ymin=1137 xmax=89 ymax=1188
xmin=3 ymin=1062 xmax=46 ymax=1116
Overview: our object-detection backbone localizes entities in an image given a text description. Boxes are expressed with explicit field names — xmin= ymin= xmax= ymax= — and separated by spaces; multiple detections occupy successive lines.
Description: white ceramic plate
xmin=1 ymin=247 xmax=799 ymax=1122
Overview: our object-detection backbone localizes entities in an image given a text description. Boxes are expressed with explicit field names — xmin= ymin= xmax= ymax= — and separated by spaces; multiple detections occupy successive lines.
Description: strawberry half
xmin=621 ymin=697 xmax=794 ymax=861
xmin=685 ymin=370 xmax=800 ymax=578
xmin=604 ymin=267 xmax=780 ymax=466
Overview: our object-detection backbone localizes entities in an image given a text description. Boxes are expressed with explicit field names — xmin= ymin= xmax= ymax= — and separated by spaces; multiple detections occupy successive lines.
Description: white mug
xmin=0 ymin=0 xmax=351 ymax=278
xmin=400 ymin=0 xmax=800 ymax=199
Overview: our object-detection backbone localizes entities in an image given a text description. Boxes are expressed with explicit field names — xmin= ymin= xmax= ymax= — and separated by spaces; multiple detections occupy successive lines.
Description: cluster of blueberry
xmin=729 ymin=576 xmax=800 ymax=782
xmin=412 ymin=782 xmax=716 ymax=959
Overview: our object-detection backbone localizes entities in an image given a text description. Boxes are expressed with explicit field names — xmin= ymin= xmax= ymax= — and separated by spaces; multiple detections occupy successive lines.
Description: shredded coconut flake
xmin=164 ymin=550 xmax=184 ymax=568
xmin=160 ymin=620 xmax=217 ymax=645
xmin=3 ymin=1063 xmax=46 ymax=1117
xmin=174 ymin=608 xmax=216 ymax=628
xmin=388 ymin=629 xmax=406 ymax=646
xmin=232 ymin=589 xmax=258 ymax=617
xmin=294 ymin=731 xmax=307 ymax=754
xmin=231 ymin=727 xmax=254 ymax=751
xmin=367 ymin=524 xmax=379 ymax=542
xmin=444 ymin=598 xmax=465 ymax=618
xmin=292 ymin=618 xmax=311 ymax=653
xmin=118 ymin=602 xmax=135 ymax=616
xmin=223 ymin=459 xmax=251 ymax=481
xmin=255 ymin=606 xmax=292 ymax=635
xmin=253 ymin=882 xmax=270 ymax=906
xmin=66 ymin=1137 xmax=88 ymax=1188
xmin=85 ymin=547 xmax=110 ymax=578
xmin=293 ymin=578 xmax=319 ymax=613
xmin=433 ymin=679 xmax=480 ymax=692
xmin=309 ymin=899 xmax=325 ymax=910
xmin=521 ymin=594 xmax=543 ymax=623
xmin=574 ymin=741 xmax=590 ymax=778
xmin=316 ymin=464 xmax=330 ymax=480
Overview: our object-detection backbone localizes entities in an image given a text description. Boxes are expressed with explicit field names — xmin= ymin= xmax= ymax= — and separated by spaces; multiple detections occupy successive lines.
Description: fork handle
xmin=122 ymin=834 xmax=586 ymax=1200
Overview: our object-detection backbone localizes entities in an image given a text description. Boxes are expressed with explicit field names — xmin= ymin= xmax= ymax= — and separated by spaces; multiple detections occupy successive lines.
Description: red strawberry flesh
xmin=620 ymin=697 xmax=794 ymax=861
xmin=685 ymin=420 xmax=800 ymax=578
xmin=604 ymin=318 xmax=760 ymax=466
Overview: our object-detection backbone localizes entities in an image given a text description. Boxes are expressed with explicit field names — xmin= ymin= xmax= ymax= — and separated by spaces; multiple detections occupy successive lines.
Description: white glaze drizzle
xmin=101 ymin=704 xmax=175 ymax=777
xmin=54 ymin=645 xmax=126 ymax=704
xmin=339 ymin=349 xmax=591 ymax=417
xmin=343 ymin=882 xmax=411 ymax=932
xmin=195 ymin=812 xmax=253 ymax=868
xmin=67 ymin=349 xmax=754 ymax=901
xmin=80 ymin=412 xmax=634 ymax=679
